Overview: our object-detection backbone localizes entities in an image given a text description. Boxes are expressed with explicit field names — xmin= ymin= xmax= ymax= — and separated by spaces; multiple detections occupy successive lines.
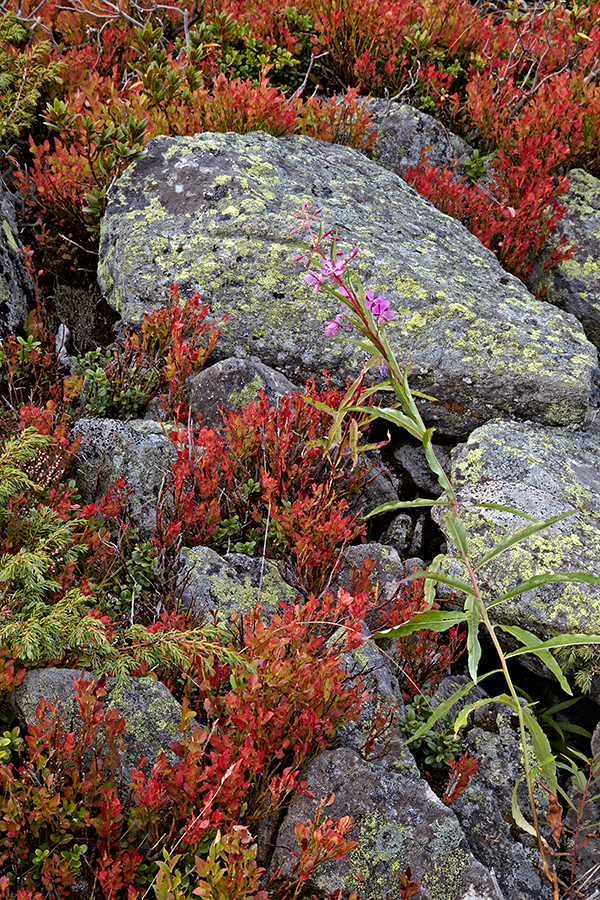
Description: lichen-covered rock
xmin=331 ymin=626 xmax=406 ymax=757
xmin=434 ymin=421 xmax=600 ymax=674
xmin=6 ymin=668 xmax=194 ymax=780
xmin=0 ymin=183 xmax=33 ymax=336
xmin=97 ymin=131 xmax=596 ymax=436
xmin=530 ymin=169 xmax=600 ymax=347
xmin=268 ymin=745 xmax=502 ymax=899
xmin=188 ymin=356 xmax=297 ymax=430
xmin=366 ymin=99 xmax=472 ymax=180
xmin=72 ymin=417 xmax=176 ymax=533
xmin=180 ymin=545 xmax=297 ymax=620
xmin=429 ymin=678 xmax=552 ymax=900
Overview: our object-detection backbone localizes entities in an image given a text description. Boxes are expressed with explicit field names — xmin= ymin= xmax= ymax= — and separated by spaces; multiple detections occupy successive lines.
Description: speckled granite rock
xmin=188 ymin=356 xmax=297 ymax=430
xmin=529 ymin=169 xmax=600 ymax=347
xmin=72 ymin=417 xmax=177 ymax=533
xmin=366 ymin=98 xmax=472 ymax=180
xmin=0 ymin=183 xmax=32 ymax=336
xmin=268 ymin=745 xmax=502 ymax=900
xmin=433 ymin=421 xmax=600 ymax=688
xmin=97 ymin=131 xmax=597 ymax=437
xmin=6 ymin=668 xmax=195 ymax=781
xmin=180 ymin=545 xmax=297 ymax=620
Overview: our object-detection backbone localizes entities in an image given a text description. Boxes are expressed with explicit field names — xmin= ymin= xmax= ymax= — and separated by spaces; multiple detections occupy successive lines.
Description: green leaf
xmin=400 ymin=679 xmax=479 ymax=746
xmin=490 ymin=572 xmax=600 ymax=607
xmin=511 ymin=781 xmax=538 ymax=840
xmin=523 ymin=705 xmax=557 ymax=794
xmin=423 ymin=429 xmax=454 ymax=500
xmin=503 ymin=632 xmax=600 ymax=655
xmin=403 ymin=568 xmax=476 ymax=597
xmin=474 ymin=511 xmax=576 ymax=569
xmin=373 ymin=608 xmax=468 ymax=640
xmin=364 ymin=498 xmax=448 ymax=519
xmin=453 ymin=691 xmax=513 ymax=732
xmin=443 ymin=509 xmax=470 ymax=559
xmin=365 ymin=497 xmax=450 ymax=518
xmin=497 ymin=624 xmax=572 ymax=695
xmin=466 ymin=609 xmax=482 ymax=683
xmin=470 ymin=502 xmax=543 ymax=522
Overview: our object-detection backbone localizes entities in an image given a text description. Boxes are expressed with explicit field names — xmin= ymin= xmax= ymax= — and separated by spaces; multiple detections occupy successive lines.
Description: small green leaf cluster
xmin=401 ymin=695 xmax=464 ymax=769
xmin=0 ymin=726 xmax=24 ymax=764
xmin=72 ymin=346 xmax=160 ymax=419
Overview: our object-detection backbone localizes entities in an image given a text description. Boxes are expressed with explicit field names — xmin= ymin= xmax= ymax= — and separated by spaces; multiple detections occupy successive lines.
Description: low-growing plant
xmin=164 ymin=376 xmax=378 ymax=594
xmin=293 ymin=204 xmax=600 ymax=893
xmin=0 ymin=586 xmax=368 ymax=899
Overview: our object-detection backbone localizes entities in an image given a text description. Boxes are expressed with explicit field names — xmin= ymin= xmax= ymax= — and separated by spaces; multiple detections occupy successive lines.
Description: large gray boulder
xmin=97 ymin=131 xmax=597 ymax=437
xmin=0 ymin=183 xmax=32 ymax=335
xmin=180 ymin=545 xmax=297 ymax=621
xmin=367 ymin=99 xmax=472 ymax=180
xmin=6 ymin=668 xmax=193 ymax=780
xmin=73 ymin=417 xmax=177 ymax=533
xmin=530 ymin=169 xmax=600 ymax=347
xmin=434 ymin=420 xmax=600 ymax=685
xmin=268 ymin=745 xmax=503 ymax=900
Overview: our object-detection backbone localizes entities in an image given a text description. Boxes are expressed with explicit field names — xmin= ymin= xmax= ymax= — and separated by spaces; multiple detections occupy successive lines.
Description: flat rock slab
xmin=98 ymin=131 xmax=596 ymax=437
xmin=437 ymin=420 xmax=600 ymax=648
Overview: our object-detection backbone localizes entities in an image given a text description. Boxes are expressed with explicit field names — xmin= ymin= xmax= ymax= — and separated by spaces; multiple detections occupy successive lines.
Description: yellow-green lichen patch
xmin=227 ymin=374 xmax=265 ymax=410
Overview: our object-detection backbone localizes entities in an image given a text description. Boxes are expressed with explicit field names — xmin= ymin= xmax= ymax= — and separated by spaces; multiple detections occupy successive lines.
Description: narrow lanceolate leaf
xmin=360 ymin=406 xmax=426 ymax=440
xmin=453 ymin=692 xmax=513 ymax=732
xmin=373 ymin=609 xmax=469 ymax=640
xmin=472 ymin=502 xmax=548 ymax=522
xmin=366 ymin=498 xmax=451 ymax=518
xmin=423 ymin=429 xmax=454 ymax=500
xmin=395 ymin=568 xmax=476 ymax=597
xmin=523 ymin=706 xmax=557 ymax=795
xmin=490 ymin=572 xmax=600 ymax=606
xmin=503 ymin=632 xmax=600 ymax=655
xmin=474 ymin=511 xmax=576 ymax=569
xmin=511 ymin=782 xmax=539 ymax=842
xmin=497 ymin=625 xmax=572 ymax=695
xmin=443 ymin=510 xmax=470 ymax=560
xmin=424 ymin=554 xmax=444 ymax=610
xmin=466 ymin=610 xmax=482 ymax=684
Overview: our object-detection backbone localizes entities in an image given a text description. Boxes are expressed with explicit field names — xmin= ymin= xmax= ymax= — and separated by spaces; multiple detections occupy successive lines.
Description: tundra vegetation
xmin=1 ymin=0 xmax=600 ymax=897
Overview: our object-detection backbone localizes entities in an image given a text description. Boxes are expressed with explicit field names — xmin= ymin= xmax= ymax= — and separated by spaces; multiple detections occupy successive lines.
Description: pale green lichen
xmin=227 ymin=374 xmax=265 ymax=409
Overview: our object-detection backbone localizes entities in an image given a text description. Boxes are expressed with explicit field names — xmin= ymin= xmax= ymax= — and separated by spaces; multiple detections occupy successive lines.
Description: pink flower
xmin=324 ymin=312 xmax=347 ymax=336
xmin=320 ymin=258 xmax=347 ymax=281
xmin=365 ymin=290 xmax=393 ymax=323
xmin=304 ymin=271 xmax=324 ymax=292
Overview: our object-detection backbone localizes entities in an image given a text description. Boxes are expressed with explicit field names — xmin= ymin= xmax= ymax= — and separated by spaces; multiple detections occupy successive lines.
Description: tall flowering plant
xmin=292 ymin=204 xmax=600 ymax=894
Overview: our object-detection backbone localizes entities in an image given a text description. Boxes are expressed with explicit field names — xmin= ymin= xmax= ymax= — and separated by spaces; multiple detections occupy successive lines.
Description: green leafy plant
xmin=293 ymin=204 xmax=600 ymax=893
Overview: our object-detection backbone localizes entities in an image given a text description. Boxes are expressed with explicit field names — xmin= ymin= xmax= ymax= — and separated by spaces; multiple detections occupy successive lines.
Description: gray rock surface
xmin=180 ymin=545 xmax=297 ymax=621
xmin=367 ymin=98 xmax=472 ymax=180
xmin=73 ymin=417 xmax=176 ymax=533
xmin=97 ymin=130 xmax=596 ymax=437
xmin=434 ymin=421 xmax=600 ymax=679
xmin=394 ymin=438 xmax=453 ymax=496
xmin=188 ymin=356 xmax=297 ymax=430
xmin=269 ymin=745 xmax=502 ymax=900
xmin=6 ymin=668 xmax=193 ymax=781
xmin=430 ymin=678 xmax=552 ymax=900
xmin=530 ymin=169 xmax=600 ymax=347
xmin=0 ymin=183 xmax=32 ymax=335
